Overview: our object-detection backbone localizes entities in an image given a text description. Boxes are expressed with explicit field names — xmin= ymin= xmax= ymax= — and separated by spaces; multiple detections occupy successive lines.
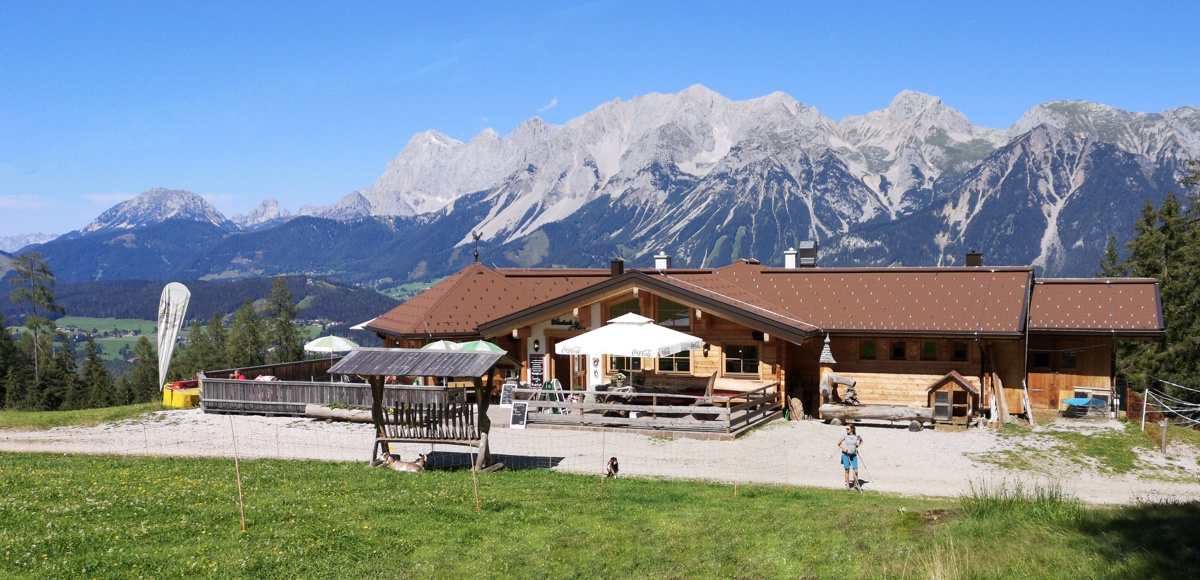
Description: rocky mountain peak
xmin=78 ymin=188 xmax=232 ymax=236
xmin=231 ymin=198 xmax=292 ymax=228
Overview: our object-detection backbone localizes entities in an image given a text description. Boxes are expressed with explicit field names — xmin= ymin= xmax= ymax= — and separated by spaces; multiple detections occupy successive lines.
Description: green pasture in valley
xmin=1 ymin=452 xmax=1196 ymax=578
xmin=56 ymin=317 xmax=158 ymax=336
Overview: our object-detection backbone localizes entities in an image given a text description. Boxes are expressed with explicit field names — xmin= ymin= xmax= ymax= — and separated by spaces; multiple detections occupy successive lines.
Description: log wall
xmin=1026 ymin=334 xmax=1114 ymax=410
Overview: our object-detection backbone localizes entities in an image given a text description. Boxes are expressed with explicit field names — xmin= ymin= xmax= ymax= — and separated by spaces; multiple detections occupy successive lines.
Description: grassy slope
xmin=0 ymin=452 xmax=1197 ymax=579
xmin=0 ymin=404 xmax=162 ymax=431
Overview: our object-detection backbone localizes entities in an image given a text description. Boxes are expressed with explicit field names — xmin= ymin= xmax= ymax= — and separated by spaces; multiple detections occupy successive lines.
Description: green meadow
xmin=1 ymin=451 xmax=1196 ymax=578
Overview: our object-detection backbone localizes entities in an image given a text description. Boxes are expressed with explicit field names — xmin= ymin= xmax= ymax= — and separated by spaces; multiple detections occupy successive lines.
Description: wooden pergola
xmin=328 ymin=348 xmax=521 ymax=470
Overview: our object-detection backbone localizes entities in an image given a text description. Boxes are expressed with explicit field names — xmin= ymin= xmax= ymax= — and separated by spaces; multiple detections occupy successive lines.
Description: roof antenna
xmin=471 ymin=230 xmax=483 ymax=263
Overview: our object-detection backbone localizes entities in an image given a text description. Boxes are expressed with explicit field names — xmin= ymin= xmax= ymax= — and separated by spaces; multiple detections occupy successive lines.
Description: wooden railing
xmin=511 ymin=381 xmax=783 ymax=437
xmin=199 ymin=376 xmax=467 ymax=416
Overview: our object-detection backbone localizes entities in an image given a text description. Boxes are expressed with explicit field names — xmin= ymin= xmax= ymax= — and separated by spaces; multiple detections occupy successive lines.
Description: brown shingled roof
xmin=693 ymin=262 xmax=1034 ymax=335
xmin=365 ymin=264 xmax=609 ymax=338
xmin=1029 ymin=278 xmax=1163 ymax=336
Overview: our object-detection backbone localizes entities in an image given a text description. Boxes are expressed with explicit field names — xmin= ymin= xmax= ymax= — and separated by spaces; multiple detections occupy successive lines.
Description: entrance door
xmin=547 ymin=338 xmax=573 ymax=389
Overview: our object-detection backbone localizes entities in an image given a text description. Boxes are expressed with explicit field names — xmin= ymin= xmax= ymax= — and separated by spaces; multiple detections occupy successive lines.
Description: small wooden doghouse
xmin=926 ymin=371 xmax=980 ymax=423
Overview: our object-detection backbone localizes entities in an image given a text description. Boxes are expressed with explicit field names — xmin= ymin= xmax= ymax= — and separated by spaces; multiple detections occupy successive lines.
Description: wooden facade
xmin=363 ymin=260 xmax=1163 ymax=428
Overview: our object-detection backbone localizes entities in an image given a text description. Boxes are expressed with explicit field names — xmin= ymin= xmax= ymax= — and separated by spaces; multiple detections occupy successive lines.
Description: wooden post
xmin=1160 ymin=419 xmax=1168 ymax=455
xmin=228 ymin=416 xmax=247 ymax=532
xmin=473 ymin=369 xmax=494 ymax=471
xmin=369 ymin=375 xmax=385 ymax=440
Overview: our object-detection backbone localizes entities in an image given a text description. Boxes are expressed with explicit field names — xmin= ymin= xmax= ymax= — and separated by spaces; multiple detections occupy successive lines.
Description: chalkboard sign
xmin=510 ymin=401 xmax=529 ymax=429
xmin=528 ymin=354 xmax=545 ymax=388
xmin=499 ymin=381 xmax=517 ymax=407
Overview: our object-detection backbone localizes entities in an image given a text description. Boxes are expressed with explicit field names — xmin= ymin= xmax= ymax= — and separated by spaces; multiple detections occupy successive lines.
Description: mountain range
xmin=9 ymin=86 xmax=1198 ymax=288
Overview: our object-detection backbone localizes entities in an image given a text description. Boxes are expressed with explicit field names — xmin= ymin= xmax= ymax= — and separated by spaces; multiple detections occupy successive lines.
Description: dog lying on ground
xmin=606 ymin=456 xmax=619 ymax=478
xmin=384 ymin=453 xmax=427 ymax=473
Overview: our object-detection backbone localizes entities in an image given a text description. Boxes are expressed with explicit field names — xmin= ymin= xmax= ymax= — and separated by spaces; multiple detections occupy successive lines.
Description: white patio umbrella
xmin=554 ymin=313 xmax=703 ymax=357
xmin=304 ymin=335 xmax=359 ymax=354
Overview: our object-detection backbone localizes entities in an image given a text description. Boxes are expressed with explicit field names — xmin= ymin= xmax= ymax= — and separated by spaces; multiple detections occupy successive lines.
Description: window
xmin=921 ymin=341 xmax=938 ymax=361
xmin=1033 ymin=352 xmax=1051 ymax=368
xmin=608 ymin=356 xmax=642 ymax=373
xmin=658 ymin=351 xmax=691 ymax=373
xmin=724 ymin=345 xmax=760 ymax=375
xmin=860 ymin=340 xmax=876 ymax=360
xmin=608 ymin=298 xmax=640 ymax=320
xmin=952 ymin=342 xmax=969 ymax=362
xmin=890 ymin=341 xmax=907 ymax=360
xmin=1060 ymin=351 xmax=1078 ymax=369
xmin=657 ymin=297 xmax=690 ymax=329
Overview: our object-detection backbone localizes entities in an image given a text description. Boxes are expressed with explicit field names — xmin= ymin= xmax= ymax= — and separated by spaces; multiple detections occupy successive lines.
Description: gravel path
xmin=2 ymin=408 xmax=1197 ymax=505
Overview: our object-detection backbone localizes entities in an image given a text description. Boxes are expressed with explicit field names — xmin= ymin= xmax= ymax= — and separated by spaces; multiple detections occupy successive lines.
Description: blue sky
xmin=1 ymin=1 xmax=1196 ymax=238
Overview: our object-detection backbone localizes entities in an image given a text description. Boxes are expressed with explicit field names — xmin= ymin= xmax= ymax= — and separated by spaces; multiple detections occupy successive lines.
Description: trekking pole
xmin=857 ymin=452 xmax=870 ymax=491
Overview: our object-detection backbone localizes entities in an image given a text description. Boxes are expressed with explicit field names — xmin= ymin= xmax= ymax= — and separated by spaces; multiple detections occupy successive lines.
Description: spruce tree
xmin=265 ymin=277 xmax=304 ymax=364
xmin=226 ymin=299 xmax=265 ymax=369
xmin=80 ymin=336 xmax=116 ymax=408
xmin=1096 ymin=232 xmax=1126 ymax=277
xmin=117 ymin=337 xmax=159 ymax=404
xmin=208 ymin=312 xmax=229 ymax=370
xmin=0 ymin=312 xmax=13 ymax=406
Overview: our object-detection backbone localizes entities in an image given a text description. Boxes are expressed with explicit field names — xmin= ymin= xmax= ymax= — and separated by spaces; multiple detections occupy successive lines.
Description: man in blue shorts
xmin=838 ymin=424 xmax=863 ymax=490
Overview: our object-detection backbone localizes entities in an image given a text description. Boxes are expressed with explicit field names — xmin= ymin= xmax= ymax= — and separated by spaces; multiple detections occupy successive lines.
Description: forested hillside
xmin=0 ymin=276 xmax=398 ymax=327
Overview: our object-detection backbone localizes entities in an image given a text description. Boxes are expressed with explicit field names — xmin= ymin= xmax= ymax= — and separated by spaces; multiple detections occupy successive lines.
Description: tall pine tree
xmin=80 ymin=336 xmax=116 ymax=408
xmin=226 ymin=299 xmax=265 ymax=369
xmin=265 ymin=277 xmax=304 ymax=364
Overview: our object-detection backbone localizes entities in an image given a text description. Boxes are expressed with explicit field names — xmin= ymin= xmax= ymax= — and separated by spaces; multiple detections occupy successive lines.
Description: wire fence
xmin=0 ymin=409 xmax=814 ymax=488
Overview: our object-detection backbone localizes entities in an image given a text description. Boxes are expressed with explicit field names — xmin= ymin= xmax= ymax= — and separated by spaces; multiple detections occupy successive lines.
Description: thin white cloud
xmin=538 ymin=98 xmax=559 ymax=113
xmin=81 ymin=192 xmax=136 ymax=205
xmin=0 ymin=194 xmax=50 ymax=209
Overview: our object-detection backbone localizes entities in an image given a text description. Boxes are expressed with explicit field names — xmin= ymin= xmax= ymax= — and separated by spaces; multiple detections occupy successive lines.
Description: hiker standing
xmin=838 ymin=424 xmax=863 ymax=490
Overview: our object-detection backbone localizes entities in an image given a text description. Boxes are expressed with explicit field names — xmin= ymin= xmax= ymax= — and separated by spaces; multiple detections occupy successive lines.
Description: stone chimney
xmin=610 ymin=258 xmax=624 ymax=277
xmin=654 ymin=252 xmax=672 ymax=270
xmin=966 ymin=251 xmax=983 ymax=267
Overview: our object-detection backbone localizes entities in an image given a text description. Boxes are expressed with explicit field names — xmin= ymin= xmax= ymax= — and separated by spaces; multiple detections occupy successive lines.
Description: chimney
xmin=610 ymin=258 xmax=625 ymax=277
xmin=784 ymin=247 xmax=799 ymax=269
xmin=966 ymin=251 xmax=983 ymax=267
xmin=798 ymin=240 xmax=818 ymax=267
xmin=654 ymin=251 xmax=672 ymax=270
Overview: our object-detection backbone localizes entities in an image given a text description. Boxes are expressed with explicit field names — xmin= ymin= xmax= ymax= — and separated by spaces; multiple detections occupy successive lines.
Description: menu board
xmin=529 ymin=354 xmax=545 ymax=388
xmin=499 ymin=381 xmax=516 ymax=407
xmin=510 ymin=402 xmax=529 ymax=429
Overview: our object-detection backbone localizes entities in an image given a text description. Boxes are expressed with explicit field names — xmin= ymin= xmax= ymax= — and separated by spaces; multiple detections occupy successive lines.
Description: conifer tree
xmin=8 ymin=251 xmax=65 ymax=404
xmin=116 ymin=336 xmax=159 ymax=404
xmin=265 ymin=277 xmax=304 ymax=364
xmin=1096 ymin=232 xmax=1126 ymax=277
xmin=0 ymin=312 xmax=14 ymax=406
xmin=80 ymin=336 xmax=116 ymax=408
xmin=226 ymin=299 xmax=265 ymax=369
xmin=208 ymin=312 xmax=229 ymax=370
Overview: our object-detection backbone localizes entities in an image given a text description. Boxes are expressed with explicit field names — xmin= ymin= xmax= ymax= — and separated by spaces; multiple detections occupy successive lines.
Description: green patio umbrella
xmin=457 ymin=340 xmax=505 ymax=352
xmin=304 ymin=335 xmax=359 ymax=354
xmin=420 ymin=340 xmax=461 ymax=350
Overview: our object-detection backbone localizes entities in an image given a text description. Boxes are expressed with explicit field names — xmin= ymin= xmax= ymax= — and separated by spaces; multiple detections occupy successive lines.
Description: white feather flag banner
xmin=157 ymin=282 xmax=191 ymax=391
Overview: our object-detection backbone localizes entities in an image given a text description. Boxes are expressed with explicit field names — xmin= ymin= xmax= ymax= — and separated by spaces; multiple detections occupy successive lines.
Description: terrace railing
xmin=511 ymin=381 xmax=783 ymax=438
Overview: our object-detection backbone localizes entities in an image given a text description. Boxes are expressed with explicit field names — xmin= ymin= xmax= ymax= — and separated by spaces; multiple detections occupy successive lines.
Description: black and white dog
xmin=606 ymin=456 xmax=619 ymax=478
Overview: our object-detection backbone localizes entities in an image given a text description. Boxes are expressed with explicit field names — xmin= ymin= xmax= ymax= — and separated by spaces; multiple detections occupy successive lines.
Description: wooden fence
xmin=199 ymin=376 xmax=466 ymax=416
xmin=512 ymin=382 xmax=783 ymax=438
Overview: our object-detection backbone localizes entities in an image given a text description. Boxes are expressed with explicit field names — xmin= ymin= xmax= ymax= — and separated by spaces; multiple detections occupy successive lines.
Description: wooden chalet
xmin=362 ymin=250 xmax=1163 ymax=430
